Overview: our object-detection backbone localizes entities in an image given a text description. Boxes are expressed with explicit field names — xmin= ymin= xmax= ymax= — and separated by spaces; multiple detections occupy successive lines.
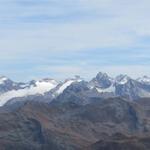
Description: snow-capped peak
xmin=0 ymin=76 xmax=9 ymax=84
xmin=55 ymin=77 xmax=82 ymax=95
xmin=0 ymin=78 xmax=59 ymax=107
xmin=32 ymin=79 xmax=59 ymax=94
xmin=137 ymin=76 xmax=150 ymax=84
xmin=115 ymin=74 xmax=130 ymax=84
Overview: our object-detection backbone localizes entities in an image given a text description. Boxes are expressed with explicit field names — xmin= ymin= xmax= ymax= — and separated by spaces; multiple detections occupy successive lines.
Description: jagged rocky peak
xmin=89 ymin=72 xmax=113 ymax=88
xmin=96 ymin=72 xmax=110 ymax=79
xmin=0 ymin=76 xmax=20 ymax=94
xmin=97 ymin=72 xmax=113 ymax=81
xmin=115 ymin=74 xmax=131 ymax=84
xmin=0 ymin=76 xmax=18 ymax=87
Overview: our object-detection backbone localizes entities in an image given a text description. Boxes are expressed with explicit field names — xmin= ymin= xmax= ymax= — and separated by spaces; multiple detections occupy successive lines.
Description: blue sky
xmin=0 ymin=0 xmax=150 ymax=81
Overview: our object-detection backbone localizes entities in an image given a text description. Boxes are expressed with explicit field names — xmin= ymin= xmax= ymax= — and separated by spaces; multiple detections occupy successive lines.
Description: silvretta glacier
xmin=0 ymin=72 xmax=150 ymax=106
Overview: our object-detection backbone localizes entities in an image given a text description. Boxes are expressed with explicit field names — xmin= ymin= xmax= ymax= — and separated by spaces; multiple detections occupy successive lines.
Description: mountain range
xmin=0 ymin=72 xmax=150 ymax=106
xmin=1 ymin=72 xmax=150 ymax=149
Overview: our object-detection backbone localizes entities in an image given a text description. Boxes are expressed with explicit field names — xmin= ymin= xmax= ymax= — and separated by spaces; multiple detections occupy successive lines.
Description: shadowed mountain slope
xmin=1 ymin=97 xmax=150 ymax=149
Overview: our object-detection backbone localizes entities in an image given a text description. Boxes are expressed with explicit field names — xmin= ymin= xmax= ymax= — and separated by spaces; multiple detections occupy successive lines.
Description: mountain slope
xmin=1 ymin=97 xmax=150 ymax=149
xmin=87 ymin=133 xmax=150 ymax=150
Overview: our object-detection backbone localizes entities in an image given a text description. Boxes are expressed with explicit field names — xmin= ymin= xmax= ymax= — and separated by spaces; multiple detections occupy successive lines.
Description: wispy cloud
xmin=0 ymin=0 xmax=150 ymax=80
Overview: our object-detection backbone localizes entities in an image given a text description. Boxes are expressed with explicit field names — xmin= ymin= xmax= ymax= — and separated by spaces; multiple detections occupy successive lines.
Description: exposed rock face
xmin=89 ymin=72 xmax=113 ymax=89
xmin=87 ymin=133 xmax=150 ymax=150
xmin=0 ymin=97 xmax=150 ymax=149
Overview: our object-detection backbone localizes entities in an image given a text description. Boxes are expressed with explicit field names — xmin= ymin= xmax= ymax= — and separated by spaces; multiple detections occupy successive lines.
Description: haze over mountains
xmin=1 ymin=72 xmax=150 ymax=107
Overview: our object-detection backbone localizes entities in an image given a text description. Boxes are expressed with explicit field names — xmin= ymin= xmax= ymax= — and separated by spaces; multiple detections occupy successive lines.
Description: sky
xmin=0 ymin=0 xmax=150 ymax=81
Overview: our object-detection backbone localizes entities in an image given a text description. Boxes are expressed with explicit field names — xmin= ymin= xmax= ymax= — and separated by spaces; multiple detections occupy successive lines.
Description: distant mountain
xmin=89 ymin=72 xmax=113 ymax=88
xmin=0 ymin=78 xmax=59 ymax=106
xmin=0 ymin=76 xmax=24 ymax=93
xmin=137 ymin=75 xmax=150 ymax=85
xmin=1 ymin=72 xmax=150 ymax=106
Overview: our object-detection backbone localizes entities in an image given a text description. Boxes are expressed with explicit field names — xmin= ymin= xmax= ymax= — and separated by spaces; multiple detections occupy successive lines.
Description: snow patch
xmin=0 ymin=80 xmax=58 ymax=106
xmin=56 ymin=79 xmax=82 ymax=95
xmin=96 ymin=84 xmax=115 ymax=93
xmin=116 ymin=75 xmax=130 ymax=85
xmin=137 ymin=76 xmax=150 ymax=84
xmin=0 ymin=77 xmax=8 ymax=85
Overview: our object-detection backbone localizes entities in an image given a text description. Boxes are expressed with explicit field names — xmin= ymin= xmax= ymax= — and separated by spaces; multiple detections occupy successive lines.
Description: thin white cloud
xmin=0 ymin=0 xmax=149 ymax=79
xmin=0 ymin=0 xmax=150 ymax=55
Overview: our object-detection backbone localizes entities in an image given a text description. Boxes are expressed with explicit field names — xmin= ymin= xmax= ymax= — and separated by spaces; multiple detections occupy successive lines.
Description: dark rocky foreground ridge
xmin=1 ymin=97 xmax=150 ymax=149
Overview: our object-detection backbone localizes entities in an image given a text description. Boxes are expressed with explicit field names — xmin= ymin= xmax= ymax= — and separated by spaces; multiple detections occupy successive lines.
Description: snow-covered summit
xmin=0 ymin=78 xmax=59 ymax=106
xmin=0 ymin=76 xmax=9 ymax=85
xmin=137 ymin=76 xmax=150 ymax=84
xmin=115 ymin=74 xmax=131 ymax=85
xmin=54 ymin=76 xmax=83 ymax=95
